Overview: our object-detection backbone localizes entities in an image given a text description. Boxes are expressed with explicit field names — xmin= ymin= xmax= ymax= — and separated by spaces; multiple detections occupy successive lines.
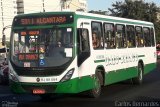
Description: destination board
xmin=14 ymin=14 xmax=74 ymax=26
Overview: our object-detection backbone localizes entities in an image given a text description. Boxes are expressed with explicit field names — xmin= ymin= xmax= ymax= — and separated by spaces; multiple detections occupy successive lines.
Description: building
xmin=0 ymin=0 xmax=17 ymax=48
xmin=61 ymin=0 xmax=87 ymax=12
xmin=23 ymin=0 xmax=60 ymax=13
xmin=21 ymin=0 xmax=87 ymax=14
xmin=0 ymin=0 xmax=88 ymax=47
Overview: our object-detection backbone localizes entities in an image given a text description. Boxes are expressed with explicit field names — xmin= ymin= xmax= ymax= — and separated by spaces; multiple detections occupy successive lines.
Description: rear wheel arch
xmin=96 ymin=65 xmax=105 ymax=86
xmin=138 ymin=60 xmax=144 ymax=74
xmin=132 ymin=60 xmax=144 ymax=85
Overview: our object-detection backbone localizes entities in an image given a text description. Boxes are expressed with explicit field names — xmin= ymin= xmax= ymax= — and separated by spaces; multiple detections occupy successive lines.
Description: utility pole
xmin=60 ymin=0 xmax=64 ymax=11
xmin=0 ymin=0 xmax=4 ymax=28
xmin=2 ymin=25 xmax=11 ymax=59
xmin=42 ymin=0 xmax=45 ymax=12
xmin=16 ymin=0 xmax=24 ymax=14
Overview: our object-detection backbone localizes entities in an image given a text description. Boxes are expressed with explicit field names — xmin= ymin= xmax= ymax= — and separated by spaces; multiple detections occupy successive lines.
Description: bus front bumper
xmin=9 ymin=79 xmax=80 ymax=94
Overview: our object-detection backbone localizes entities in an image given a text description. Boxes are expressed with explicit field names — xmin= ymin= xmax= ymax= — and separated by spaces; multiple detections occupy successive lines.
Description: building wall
xmin=0 ymin=0 xmax=88 ymax=46
xmin=0 ymin=0 xmax=16 ymax=47
xmin=61 ymin=0 xmax=87 ymax=12
xmin=23 ymin=0 xmax=60 ymax=13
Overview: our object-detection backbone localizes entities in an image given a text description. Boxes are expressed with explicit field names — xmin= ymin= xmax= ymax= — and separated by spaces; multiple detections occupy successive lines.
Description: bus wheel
xmin=89 ymin=72 xmax=102 ymax=98
xmin=132 ymin=63 xmax=143 ymax=85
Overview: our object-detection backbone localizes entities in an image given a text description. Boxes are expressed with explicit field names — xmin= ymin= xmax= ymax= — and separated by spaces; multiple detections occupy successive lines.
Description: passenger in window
xmin=136 ymin=36 xmax=139 ymax=46
xmin=141 ymin=39 xmax=144 ymax=46
xmin=100 ymin=37 xmax=107 ymax=48
xmin=128 ymin=40 xmax=132 ymax=47
xmin=81 ymin=30 xmax=89 ymax=51
xmin=92 ymin=32 xmax=100 ymax=49
xmin=57 ymin=41 xmax=62 ymax=47
xmin=19 ymin=41 xmax=29 ymax=53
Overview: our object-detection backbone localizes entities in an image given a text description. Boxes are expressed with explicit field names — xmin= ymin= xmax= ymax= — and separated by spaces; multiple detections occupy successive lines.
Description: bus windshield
xmin=11 ymin=27 xmax=73 ymax=67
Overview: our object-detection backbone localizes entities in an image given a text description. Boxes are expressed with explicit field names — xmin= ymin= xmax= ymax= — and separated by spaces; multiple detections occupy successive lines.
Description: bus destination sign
xmin=14 ymin=14 xmax=74 ymax=26
xmin=19 ymin=53 xmax=38 ymax=61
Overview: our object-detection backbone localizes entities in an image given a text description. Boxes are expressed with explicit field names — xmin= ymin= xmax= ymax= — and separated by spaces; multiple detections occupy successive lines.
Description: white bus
xmin=6 ymin=12 xmax=156 ymax=98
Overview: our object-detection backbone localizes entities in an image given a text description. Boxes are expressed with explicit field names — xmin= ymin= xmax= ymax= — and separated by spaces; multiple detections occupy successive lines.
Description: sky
xmin=88 ymin=0 xmax=160 ymax=11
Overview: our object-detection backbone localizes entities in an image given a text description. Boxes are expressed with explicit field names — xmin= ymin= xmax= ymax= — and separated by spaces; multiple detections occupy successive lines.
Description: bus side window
xmin=77 ymin=28 xmax=90 ymax=67
xmin=13 ymin=32 xmax=19 ymax=55
xmin=77 ymin=28 xmax=90 ymax=53
xmin=143 ymin=27 xmax=151 ymax=47
xmin=135 ymin=26 xmax=144 ymax=47
xmin=126 ymin=25 xmax=136 ymax=47
xmin=91 ymin=21 xmax=103 ymax=49
xmin=116 ymin=24 xmax=126 ymax=48
xmin=104 ymin=23 xmax=115 ymax=48
xmin=151 ymin=28 xmax=155 ymax=47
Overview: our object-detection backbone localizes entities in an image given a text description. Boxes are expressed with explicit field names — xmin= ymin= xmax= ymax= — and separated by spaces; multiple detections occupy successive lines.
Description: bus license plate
xmin=33 ymin=89 xmax=45 ymax=94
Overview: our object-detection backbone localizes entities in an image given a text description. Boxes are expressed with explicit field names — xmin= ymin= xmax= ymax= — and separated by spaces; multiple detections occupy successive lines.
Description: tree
xmin=109 ymin=0 xmax=160 ymax=42
xmin=88 ymin=10 xmax=108 ymax=15
xmin=5 ymin=41 xmax=10 ymax=48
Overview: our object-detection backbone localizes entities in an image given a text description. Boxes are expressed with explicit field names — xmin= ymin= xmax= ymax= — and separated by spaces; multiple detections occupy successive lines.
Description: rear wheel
xmin=132 ymin=63 xmax=143 ymax=85
xmin=89 ymin=72 xmax=102 ymax=98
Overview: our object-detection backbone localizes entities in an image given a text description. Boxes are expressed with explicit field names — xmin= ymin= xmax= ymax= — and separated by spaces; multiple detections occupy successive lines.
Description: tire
xmin=89 ymin=72 xmax=102 ymax=98
xmin=132 ymin=63 xmax=143 ymax=85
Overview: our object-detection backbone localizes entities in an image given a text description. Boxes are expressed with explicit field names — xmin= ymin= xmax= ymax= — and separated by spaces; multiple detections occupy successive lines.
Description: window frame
xmin=143 ymin=27 xmax=151 ymax=47
xmin=91 ymin=21 xmax=104 ymax=50
xmin=135 ymin=26 xmax=144 ymax=47
xmin=151 ymin=28 xmax=155 ymax=47
xmin=77 ymin=28 xmax=90 ymax=53
xmin=103 ymin=22 xmax=116 ymax=49
xmin=115 ymin=24 xmax=126 ymax=48
xmin=126 ymin=25 xmax=136 ymax=48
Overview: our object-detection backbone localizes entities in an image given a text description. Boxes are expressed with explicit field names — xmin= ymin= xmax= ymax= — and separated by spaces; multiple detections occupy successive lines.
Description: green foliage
xmin=5 ymin=41 xmax=10 ymax=48
xmin=88 ymin=10 xmax=108 ymax=15
xmin=109 ymin=0 xmax=160 ymax=42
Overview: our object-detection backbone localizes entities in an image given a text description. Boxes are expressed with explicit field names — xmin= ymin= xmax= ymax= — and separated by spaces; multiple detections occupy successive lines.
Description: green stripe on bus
xmin=94 ymin=60 xmax=105 ymax=63
xmin=10 ymin=63 xmax=156 ymax=94
xmin=138 ymin=55 xmax=145 ymax=58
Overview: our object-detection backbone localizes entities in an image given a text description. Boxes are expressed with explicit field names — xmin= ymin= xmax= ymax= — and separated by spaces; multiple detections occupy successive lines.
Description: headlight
xmin=9 ymin=69 xmax=19 ymax=82
xmin=60 ymin=68 xmax=75 ymax=82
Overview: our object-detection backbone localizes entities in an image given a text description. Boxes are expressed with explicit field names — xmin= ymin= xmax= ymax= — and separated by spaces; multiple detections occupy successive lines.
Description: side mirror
xmin=2 ymin=34 xmax=6 ymax=46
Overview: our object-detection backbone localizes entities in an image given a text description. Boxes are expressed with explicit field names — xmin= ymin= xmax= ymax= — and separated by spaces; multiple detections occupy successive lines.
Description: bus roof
xmin=75 ymin=11 xmax=153 ymax=26
xmin=14 ymin=11 xmax=154 ymax=26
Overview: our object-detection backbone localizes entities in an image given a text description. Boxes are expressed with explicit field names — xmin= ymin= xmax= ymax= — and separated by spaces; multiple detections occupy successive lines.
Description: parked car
xmin=0 ymin=59 xmax=9 ymax=84
xmin=0 ymin=48 xmax=9 ymax=85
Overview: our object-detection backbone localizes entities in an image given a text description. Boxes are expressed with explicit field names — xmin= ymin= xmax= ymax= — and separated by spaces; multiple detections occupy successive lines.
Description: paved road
xmin=0 ymin=60 xmax=160 ymax=107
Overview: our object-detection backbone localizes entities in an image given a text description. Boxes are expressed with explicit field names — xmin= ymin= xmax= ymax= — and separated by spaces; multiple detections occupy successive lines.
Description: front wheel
xmin=132 ymin=63 xmax=143 ymax=85
xmin=89 ymin=72 xmax=102 ymax=98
